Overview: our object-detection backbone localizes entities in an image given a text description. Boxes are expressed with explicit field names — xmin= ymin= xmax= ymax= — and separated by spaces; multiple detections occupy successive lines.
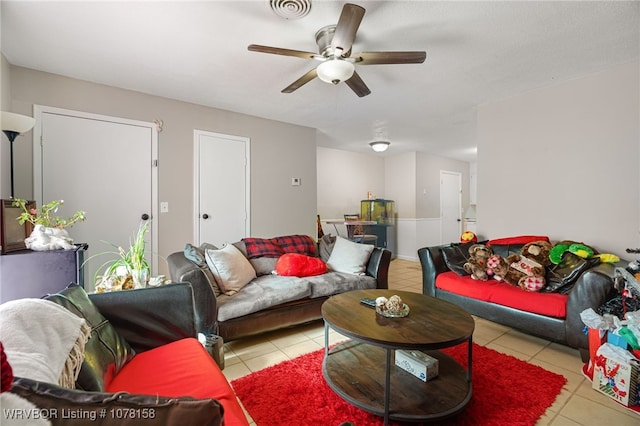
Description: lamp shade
xmin=316 ymin=60 xmax=355 ymax=85
xmin=369 ymin=141 xmax=390 ymax=152
xmin=1 ymin=111 xmax=36 ymax=134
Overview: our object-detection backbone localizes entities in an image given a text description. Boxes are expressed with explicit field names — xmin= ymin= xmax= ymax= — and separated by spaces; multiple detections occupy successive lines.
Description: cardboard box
xmin=592 ymin=344 xmax=640 ymax=406
xmin=394 ymin=350 xmax=439 ymax=382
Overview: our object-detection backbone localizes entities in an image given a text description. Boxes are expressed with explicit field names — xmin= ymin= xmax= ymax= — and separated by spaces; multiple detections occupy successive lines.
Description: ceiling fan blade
xmin=354 ymin=51 xmax=427 ymax=65
xmin=248 ymin=44 xmax=320 ymax=60
xmin=331 ymin=3 xmax=365 ymax=56
xmin=345 ymin=71 xmax=371 ymax=98
xmin=282 ymin=68 xmax=318 ymax=93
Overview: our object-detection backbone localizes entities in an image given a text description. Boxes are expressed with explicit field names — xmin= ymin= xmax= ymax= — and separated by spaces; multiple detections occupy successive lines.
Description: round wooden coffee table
xmin=321 ymin=289 xmax=474 ymax=425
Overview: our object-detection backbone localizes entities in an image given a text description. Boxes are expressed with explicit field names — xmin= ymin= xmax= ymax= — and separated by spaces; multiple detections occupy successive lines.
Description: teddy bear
xmin=487 ymin=240 xmax=553 ymax=291
xmin=463 ymin=244 xmax=494 ymax=281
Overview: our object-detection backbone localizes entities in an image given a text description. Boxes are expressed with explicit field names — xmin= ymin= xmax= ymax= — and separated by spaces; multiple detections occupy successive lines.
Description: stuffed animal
xmin=460 ymin=231 xmax=478 ymax=243
xmin=463 ymin=244 xmax=493 ymax=281
xmin=488 ymin=240 xmax=553 ymax=291
xmin=549 ymin=240 xmax=597 ymax=264
xmin=549 ymin=240 xmax=619 ymax=265
xmin=487 ymin=255 xmax=521 ymax=285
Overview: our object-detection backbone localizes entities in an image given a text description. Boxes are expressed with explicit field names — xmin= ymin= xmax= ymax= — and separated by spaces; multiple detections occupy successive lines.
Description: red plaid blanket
xmin=243 ymin=235 xmax=317 ymax=258
xmin=275 ymin=235 xmax=317 ymax=257
xmin=243 ymin=237 xmax=283 ymax=258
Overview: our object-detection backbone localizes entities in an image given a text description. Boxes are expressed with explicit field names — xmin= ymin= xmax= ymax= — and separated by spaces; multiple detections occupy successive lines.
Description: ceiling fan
xmin=248 ymin=3 xmax=426 ymax=97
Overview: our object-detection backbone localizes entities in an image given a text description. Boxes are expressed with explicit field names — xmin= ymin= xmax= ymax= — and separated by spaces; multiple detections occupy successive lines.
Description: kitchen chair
xmin=344 ymin=214 xmax=378 ymax=246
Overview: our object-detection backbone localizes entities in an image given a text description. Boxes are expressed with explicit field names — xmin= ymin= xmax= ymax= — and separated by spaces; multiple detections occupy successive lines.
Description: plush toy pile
xmin=458 ymin=233 xmax=620 ymax=293
xmin=488 ymin=241 xmax=552 ymax=291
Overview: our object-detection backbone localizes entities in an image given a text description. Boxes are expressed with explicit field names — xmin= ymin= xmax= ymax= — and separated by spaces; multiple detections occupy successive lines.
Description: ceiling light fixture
xmin=316 ymin=59 xmax=354 ymax=85
xmin=1 ymin=111 xmax=36 ymax=198
xmin=369 ymin=141 xmax=390 ymax=152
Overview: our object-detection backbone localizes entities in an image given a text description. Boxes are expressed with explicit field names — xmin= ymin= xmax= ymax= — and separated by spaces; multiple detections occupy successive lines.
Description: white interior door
xmin=195 ymin=131 xmax=250 ymax=247
xmin=440 ymin=170 xmax=462 ymax=244
xmin=34 ymin=106 xmax=158 ymax=291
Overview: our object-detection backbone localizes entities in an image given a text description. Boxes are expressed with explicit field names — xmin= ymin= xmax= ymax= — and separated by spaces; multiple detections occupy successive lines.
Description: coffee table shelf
xmin=323 ymin=340 xmax=471 ymax=422
xmin=322 ymin=289 xmax=475 ymax=424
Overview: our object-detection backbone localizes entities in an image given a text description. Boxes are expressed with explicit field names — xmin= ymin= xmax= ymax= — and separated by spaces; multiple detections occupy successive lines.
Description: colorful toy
xmin=594 ymin=253 xmax=620 ymax=264
xmin=460 ymin=231 xmax=477 ymax=243
xmin=550 ymin=240 xmax=619 ymax=265
xmin=569 ymin=243 xmax=594 ymax=258
xmin=549 ymin=240 xmax=596 ymax=264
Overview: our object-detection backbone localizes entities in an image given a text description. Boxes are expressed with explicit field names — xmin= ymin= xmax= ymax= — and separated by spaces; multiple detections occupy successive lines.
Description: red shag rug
xmin=231 ymin=343 xmax=567 ymax=426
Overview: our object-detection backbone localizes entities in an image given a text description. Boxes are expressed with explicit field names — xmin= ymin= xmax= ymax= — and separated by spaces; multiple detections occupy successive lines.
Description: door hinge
xmin=153 ymin=159 xmax=158 ymax=167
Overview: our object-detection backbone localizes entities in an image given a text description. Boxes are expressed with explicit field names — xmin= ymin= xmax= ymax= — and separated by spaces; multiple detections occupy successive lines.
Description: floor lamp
xmin=1 ymin=111 xmax=36 ymax=198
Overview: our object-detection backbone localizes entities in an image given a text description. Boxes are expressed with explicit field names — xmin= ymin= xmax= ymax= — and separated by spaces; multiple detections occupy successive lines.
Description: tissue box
xmin=394 ymin=350 xmax=438 ymax=382
xmin=592 ymin=344 xmax=640 ymax=406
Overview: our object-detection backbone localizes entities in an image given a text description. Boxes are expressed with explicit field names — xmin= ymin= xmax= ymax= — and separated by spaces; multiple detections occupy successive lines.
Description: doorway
xmin=194 ymin=130 xmax=250 ymax=247
xmin=34 ymin=106 xmax=158 ymax=291
xmin=440 ymin=170 xmax=462 ymax=244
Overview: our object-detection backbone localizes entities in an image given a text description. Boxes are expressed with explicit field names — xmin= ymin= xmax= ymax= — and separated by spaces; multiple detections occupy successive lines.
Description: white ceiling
xmin=1 ymin=1 xmax=638 ymax=162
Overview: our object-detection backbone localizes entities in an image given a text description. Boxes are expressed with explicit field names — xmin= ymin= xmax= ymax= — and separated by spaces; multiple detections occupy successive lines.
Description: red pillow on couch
xmin=276 ymin=253 xmax=327 ymax=277
xmin=487 ymin=235 xmax=550 ymax=246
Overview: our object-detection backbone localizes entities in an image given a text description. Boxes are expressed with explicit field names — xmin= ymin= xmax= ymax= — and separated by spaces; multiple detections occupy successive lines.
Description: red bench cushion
xmin=106 ymin=338 xmax=248 ymax=426
xmin=436 ymin=271 xmax=567 ymax=318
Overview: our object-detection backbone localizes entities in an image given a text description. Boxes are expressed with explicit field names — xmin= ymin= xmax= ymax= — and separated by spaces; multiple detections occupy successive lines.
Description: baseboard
xmin=395 ymin=254 xmax=418 ymax=262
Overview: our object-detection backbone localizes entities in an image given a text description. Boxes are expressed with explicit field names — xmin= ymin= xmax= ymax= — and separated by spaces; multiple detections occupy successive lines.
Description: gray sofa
xmin=168 ymin=235 xmax=392 ymax=343
xmin=418 ymin=239 xmax=622 ymax=362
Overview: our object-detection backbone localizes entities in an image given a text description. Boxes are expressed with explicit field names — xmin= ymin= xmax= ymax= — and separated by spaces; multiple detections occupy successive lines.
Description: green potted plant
xmin=89 ymin=220 xmax=151 ymax=292
xmin=12 ymin=198 xmax=86 ymax=251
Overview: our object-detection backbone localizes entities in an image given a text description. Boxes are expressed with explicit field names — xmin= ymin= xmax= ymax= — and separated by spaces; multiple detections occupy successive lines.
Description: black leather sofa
xmin=418 ymin=244 xmax=621 ymax=362
xmin=6 ymin=282 xmax=246 ymax=425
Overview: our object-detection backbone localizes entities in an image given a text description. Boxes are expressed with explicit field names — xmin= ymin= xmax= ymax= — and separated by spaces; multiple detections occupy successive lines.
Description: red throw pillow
xmin=487 ymin=235 xmax=549 ymax=246
xmin=275 ymin=253 xmax=327 ymax=277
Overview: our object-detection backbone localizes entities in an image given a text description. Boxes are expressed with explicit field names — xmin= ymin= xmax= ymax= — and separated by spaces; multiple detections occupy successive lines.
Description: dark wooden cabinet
xmin=0 ymin=244 xmax=86 ymax=303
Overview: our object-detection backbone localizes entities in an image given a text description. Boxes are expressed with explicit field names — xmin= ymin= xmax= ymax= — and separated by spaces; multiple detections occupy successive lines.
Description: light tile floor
xmin=222 ymin=259 xmax=639 ymax=425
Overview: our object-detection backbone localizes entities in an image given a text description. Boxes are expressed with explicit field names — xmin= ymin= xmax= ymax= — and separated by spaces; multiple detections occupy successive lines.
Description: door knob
xmin=202 ymin=214 xmax=209 ymax=219
xmin=141 ymin=213 xmax=150 ymax=220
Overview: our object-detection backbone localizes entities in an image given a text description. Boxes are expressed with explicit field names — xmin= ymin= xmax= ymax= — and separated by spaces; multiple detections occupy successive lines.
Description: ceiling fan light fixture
xmin=369 ymin=141 xmax=390 ymax=152
xmin=316 ymin=59 xmax=354 ymax=85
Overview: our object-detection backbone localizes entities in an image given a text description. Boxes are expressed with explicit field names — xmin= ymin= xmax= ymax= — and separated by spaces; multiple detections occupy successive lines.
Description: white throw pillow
xmin=205 ymin=244 xmax=257 ymax=295
xmin=326 ymin=236 xmax=374 ymax=275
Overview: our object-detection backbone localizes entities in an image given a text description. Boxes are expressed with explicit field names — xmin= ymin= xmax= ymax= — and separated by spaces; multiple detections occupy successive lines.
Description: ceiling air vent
xmin=270 ymin=0 xmax=311 ymax=20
